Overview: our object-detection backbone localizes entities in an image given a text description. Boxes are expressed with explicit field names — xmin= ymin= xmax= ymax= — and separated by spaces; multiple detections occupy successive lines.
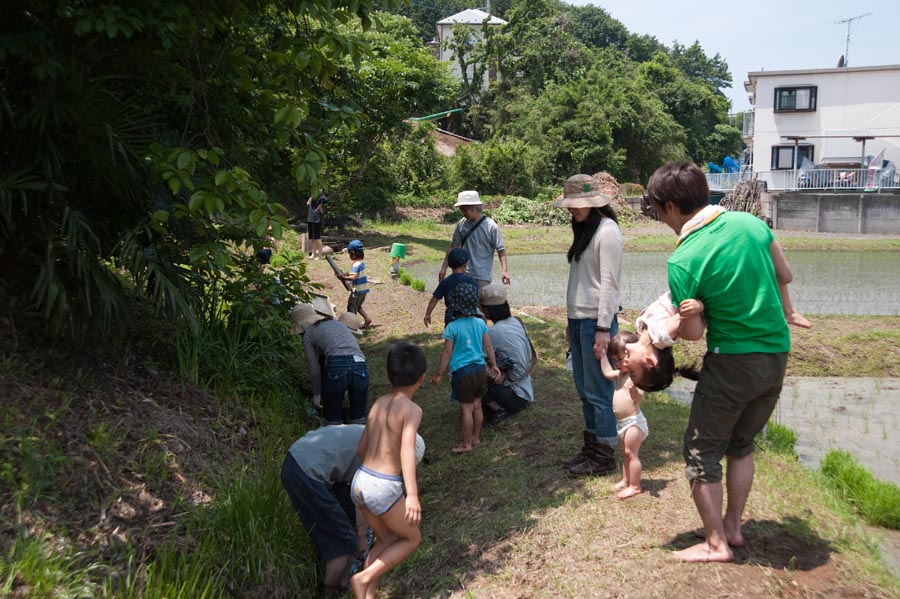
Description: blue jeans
xmin=568 ymin=317 xmax=619 ymax=446
xmin=322 ymin=355 xmax=369 ymax=425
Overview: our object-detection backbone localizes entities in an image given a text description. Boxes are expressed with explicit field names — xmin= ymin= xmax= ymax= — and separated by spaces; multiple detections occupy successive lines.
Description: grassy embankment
xmin=2 ymin=214 xmax=899 ymax=598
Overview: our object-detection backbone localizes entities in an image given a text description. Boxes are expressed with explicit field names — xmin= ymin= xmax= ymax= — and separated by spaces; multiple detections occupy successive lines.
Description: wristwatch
xmin=595 ymin=326 xmax=610 ymax=333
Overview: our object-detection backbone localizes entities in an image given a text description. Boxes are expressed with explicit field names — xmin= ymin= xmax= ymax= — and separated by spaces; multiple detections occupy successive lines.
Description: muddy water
xmin=667 ymin=377 xmax=900 ymax=485
xmin=405 ymin=251 xmax=900 ymax=315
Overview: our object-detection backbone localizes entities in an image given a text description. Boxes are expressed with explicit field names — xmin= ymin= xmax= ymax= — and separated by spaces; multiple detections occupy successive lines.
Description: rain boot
xmin=561 ymin=430 xmax=593 ymax=468
xmin=587 ymin=441 xmax=618 ymax=475
xmin=567 ymin=437 xmax=618 ymax=476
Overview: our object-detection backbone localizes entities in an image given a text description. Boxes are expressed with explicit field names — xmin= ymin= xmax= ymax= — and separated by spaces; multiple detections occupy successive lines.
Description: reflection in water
xmin=667 ymin=377 xmax=900 ymax=485
xmin=405 ymin=251 xmax=900 ymax=315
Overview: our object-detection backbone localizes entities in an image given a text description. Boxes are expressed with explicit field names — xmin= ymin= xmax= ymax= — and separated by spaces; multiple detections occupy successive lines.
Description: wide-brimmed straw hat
xmin=290 ymin=303 xmax=328 ymax=334
xmin=454 ymin=190 xmax=482 ymax=207
xmin=338 ymin=311 xmax=363 ymax=336
xmin=553 ymin=174 xmax=614 ymax=208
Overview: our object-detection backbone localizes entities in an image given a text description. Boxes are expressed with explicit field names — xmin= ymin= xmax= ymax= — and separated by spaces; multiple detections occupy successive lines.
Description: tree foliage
xmin=1 ymin=0 xmax=459 ymax=338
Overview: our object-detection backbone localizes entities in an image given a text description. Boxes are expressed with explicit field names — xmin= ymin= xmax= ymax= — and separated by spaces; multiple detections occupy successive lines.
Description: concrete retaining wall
xmin=768 ymin=192 xmax=900 ymax=234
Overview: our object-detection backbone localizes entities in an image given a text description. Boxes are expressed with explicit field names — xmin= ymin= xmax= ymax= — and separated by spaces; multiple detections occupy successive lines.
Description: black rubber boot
xmin=561 ymin=430 xmax=593 ymax=468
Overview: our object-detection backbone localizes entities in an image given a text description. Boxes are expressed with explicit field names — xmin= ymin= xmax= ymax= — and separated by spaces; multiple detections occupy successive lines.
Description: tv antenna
xmin=835 ymin=12 xmax=872 ymax=67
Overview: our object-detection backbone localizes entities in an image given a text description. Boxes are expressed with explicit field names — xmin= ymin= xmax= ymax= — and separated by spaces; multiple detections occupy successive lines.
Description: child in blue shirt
xmin=423 ymin=248 xmax=478 ymax=327
xmin=339 ymin=239 xmax=373 ymax=329
xmin=430 ymin=282 xmax=500 ymax=453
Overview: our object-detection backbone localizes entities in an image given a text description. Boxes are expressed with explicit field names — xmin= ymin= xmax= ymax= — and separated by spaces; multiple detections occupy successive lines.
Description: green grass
xmin=820 ymin=450 xmax=900 ymax=529
xmin=1 ymin=531 xmax=102 ymax=598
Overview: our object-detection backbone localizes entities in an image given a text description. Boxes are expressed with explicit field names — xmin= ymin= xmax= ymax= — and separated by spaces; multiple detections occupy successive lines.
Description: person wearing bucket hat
xmin=291 ymin=303 xmax=369 ymax=425
xmin=478 ymin=285 xmax=535 ymax=426
xmin=423 ymin=247 xmax=478 ymax=327
xmin=439 ymin=190 xmax=510 ymax=288
xmin=281 ymin=424 xmax=426 ymax=596
xmin=430 ymin=282 xmax=501 ymax=453
xmin=554 ymin=174 xmax=623 ymax=477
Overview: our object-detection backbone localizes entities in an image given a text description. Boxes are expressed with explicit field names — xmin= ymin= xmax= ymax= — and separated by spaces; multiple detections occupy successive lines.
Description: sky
xmin=565 ymin=0 xmax=899 ymax=112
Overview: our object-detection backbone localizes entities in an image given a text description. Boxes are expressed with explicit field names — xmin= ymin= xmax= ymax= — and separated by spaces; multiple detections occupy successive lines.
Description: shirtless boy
xmin=350 ymin=341 xmax=427 ymax=599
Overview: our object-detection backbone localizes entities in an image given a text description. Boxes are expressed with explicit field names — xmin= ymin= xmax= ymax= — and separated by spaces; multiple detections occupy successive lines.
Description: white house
xmin=436 ymin=9 xmax=507 ymax=90
xmin=736 ymin=64 xmax=900 ymax=191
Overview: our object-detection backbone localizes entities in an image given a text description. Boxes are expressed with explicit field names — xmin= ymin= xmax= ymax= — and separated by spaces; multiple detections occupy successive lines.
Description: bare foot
xmin=361 ymin=320 xmax=374 ymax=329
xmin=612 ymin=480 xmax=627 ymax=491
xmin=350 ymin=573 xmax=367 ymax=599
xmin=451 ymin=444 xmax=472 ymax=454
xmin=787 ymin=311 xmax=811 ymax=329
xmin=471 ymin=438 xmax=480 ymax=447
xmin=672 ymin=541 xmax=733 ymax=563
xmin=616 ymin=486 xmax=643 ymax=500
xmin=692 ymin=527 xmax=745 ymax=547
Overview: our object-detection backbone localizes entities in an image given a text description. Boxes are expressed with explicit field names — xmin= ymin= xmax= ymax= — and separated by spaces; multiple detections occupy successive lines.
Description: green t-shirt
xmin=667 ymin=212 xmax=790 ymax=355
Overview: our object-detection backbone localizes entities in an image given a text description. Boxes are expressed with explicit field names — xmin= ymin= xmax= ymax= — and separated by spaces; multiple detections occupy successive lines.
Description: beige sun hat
xmin=454 ymin=190 xmax=482 ymax=207
xmin=338 ymin=311 xmax=363 ymax=336
xmin=479 ymin=284 xmax=508 ymax=306
xmin=414 ymin=434 xmax=426 ymax=464
xmin=290 ymin=303 xmax=328 ymax=334
xmin=553 ymin=174 xmax=614 ymax=208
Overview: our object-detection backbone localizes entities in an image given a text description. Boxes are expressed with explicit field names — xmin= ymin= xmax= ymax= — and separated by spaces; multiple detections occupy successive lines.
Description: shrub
xmin=411 ymin=278 xmax=426 ymax=292
xmin=491 ymin=194 xmax=570 ymax=226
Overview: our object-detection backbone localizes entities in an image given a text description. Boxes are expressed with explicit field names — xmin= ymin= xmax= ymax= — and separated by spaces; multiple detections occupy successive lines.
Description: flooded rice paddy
xmin=404 ymin=250 xmax=900 ymax=315
xmin=404 ymin=250 xmax=900 ymax=484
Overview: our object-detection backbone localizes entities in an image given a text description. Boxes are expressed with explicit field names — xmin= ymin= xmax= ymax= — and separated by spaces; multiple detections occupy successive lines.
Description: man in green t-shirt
xmin=646 ymin=161 xmax=797 ymax=563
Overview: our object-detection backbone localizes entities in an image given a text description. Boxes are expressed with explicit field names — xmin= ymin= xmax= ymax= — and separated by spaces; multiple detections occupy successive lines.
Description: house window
xmin=771 ymin=145 xmax=814 ymax=170
xmin=774 ymin=86 xmax=817 ymax=112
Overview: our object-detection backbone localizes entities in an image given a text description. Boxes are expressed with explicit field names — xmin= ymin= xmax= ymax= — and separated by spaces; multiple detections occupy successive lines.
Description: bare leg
xmin=613 ymin=457 xmax=628 ymax=491
xmin=672 ymin=480 xmax=734 ymax=562
xmin=359 ymin=306 xmax=373 ymax=328
xmin=350 ymin=498 xmax=421 ymax=599
xmin=723 ymin=453 xmax=754 ymax=547
xmin=616 ymin=427 xmax=644 ymax=499
xmin=471 ymin=398 xmax=483 ymax=446
xmin=452 ymin=403 xmax=474 ymax=453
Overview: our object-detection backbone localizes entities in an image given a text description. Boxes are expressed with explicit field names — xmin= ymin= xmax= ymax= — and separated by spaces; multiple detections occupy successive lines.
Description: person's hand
xmin=593 ymin=331 xmax=610 ymax=362
xmin=438 ymin=268 xmax=446 ymax=282
xmin=488 ymin=365 xmax=501 ymax=381
xmin=405 ymin=494 xmax=421 ymax=526
xmin=423 ymin=313 xmax=432 ymax=327
xmin=679 ymin=298 xmax=704 ymax=319
xmin=501 ymin=271 xmax=510 ymax=285
xmin=430 ymin=373 xmax=442 ymax=386
xmin=787 ymin=310 xmax=812 ymax=329
xmin=491 ymin=369 xmax=506 ymax=384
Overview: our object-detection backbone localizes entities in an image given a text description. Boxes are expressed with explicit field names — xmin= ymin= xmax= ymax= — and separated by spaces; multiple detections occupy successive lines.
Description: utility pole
xmin=835 ymin=12 xmax=872 ymax=67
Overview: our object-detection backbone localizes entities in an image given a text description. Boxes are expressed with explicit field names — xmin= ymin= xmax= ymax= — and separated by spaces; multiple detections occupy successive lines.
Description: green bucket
xmin=390 ymin=243 xmax=406 ymax=259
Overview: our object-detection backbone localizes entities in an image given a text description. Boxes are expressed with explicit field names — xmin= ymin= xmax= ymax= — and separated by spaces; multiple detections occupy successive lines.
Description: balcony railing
xmin=707 ymin=168 xmax=900 ymax=192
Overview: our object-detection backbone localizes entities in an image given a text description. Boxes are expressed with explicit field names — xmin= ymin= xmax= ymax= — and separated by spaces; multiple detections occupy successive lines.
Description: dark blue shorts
xmin=281 ymin=453 xmax=357 ymax=561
